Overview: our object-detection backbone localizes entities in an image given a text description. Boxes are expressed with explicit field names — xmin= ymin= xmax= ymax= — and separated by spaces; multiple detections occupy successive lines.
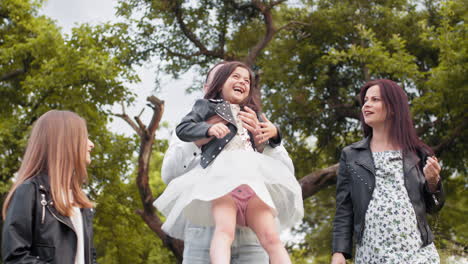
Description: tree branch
xmin=136 ymin=209 xmax=184 ymax=262
xmin=123 ymin=96 xmax=184 ymax=262
xmin=170 ymin=2 xmax=223 ymax=59
xmin=227 ymin=0 xmax=256 ymax=10
xmin=114 ymin=102 xmax=143 ymax=137
xmin=147 ymin=96 xmax=164 ymax=135
xmin=160 ymin=44 xmax=204 ymax=60
xmin=300 ymin=164 xmax=339 ymax=199
xmin=0 ymin=68 xmax=25 ymax=82
xmin=270 ymin=0 xmax=288 ymax=6
xmin=244 ymin=0 xmax=279 ymax=66
xmin=276 ymin=21 xmax=310 ymax=32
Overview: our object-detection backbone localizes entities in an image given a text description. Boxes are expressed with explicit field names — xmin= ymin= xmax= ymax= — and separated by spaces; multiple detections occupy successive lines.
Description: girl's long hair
xmin=359 ymin=79 xmax=433 ymax=155
xmin=2 ymin=110 xmax=94 ymax=219
xmin=204 ymin=61 xmax=262 ymax=112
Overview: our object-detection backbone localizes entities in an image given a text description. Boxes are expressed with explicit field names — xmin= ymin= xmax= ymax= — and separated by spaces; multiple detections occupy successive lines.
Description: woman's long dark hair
xmin=204 ymin=61 xmax=262 ymax=112
xmin=359 ymin=79 xmax=433 ymax=155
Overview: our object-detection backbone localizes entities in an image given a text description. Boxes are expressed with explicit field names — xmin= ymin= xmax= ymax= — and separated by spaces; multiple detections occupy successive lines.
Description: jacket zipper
xmin=47 ymin=206 xmax=78 ymax=262
xmin=40 ymin=194 xmax=47 ymax=224
xmin=433 ymin=194 xmax=439 ymax=206
xmin=46 ymin=206 xmax=76 ymax=234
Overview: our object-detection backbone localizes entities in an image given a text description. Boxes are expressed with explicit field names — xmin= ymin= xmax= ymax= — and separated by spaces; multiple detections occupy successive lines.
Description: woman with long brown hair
xmin=331 ymin=79 xmax=445 ymax=264
xmin=2 ymin=110 xmax=97 ymax=264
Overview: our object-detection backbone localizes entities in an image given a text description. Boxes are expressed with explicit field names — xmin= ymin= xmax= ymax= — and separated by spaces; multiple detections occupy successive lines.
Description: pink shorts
xmin=230 ymin=185 xmax=256 ymax=226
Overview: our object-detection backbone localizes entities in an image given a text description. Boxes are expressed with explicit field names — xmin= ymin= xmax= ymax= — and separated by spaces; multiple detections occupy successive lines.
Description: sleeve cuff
xmin=424 ymin=179 xmax=442 ymax=194
xmin=268 ymin=125 xmax=282 ymax=147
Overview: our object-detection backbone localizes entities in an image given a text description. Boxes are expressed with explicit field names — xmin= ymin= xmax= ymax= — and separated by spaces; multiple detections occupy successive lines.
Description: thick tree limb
xmin=0 ymin=68 xmax=25 ymax=81
xmin=116 ymin=96 xmax=184 ymax=262
xmin=276 ymin=21 xmax=310 ymax=32
xmin=160 ymin=44 xmax=204 ymax=60
xmin=300 ymin=164 xmax=339 ymax=199
xmin=244 ymin=1 xmax=281 ymax=66
xmin=170 ymin=1 xmax=224 ymax=59
xmin=114 ymin=102 xmax=143 ymax=137
xmin=160 ymin=0 xmax=301 ymax=65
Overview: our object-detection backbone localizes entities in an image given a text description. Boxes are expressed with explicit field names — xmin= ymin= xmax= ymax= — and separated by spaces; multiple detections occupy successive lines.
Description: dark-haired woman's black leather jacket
xmin=176 ymin=98 xmax=281 ymax=168
xmin=2 ymin=173 xmax=97 ymax=264
xmin=332 ymin=137 xmax=445 ymax=259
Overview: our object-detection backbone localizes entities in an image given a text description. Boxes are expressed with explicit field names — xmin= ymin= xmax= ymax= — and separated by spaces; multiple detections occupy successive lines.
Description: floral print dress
xmin=355 ymin=150 xmax=440 ymax=264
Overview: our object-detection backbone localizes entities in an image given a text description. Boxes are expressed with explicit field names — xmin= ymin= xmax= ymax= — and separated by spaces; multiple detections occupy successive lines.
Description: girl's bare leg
xmin=210 ymin=195 xmax=237 ymax=264
xmin=246 ymin=197 xmax=292 ymax=264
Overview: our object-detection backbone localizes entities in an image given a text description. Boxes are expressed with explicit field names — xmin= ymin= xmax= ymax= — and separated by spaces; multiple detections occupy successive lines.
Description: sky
xmin=40 ymin=0 xmax=203 ymax=139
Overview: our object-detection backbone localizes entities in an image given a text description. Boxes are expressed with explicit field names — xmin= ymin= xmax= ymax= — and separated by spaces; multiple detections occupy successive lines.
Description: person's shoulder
xmin=11 ymin=179 xmax=37 ymax=200
xmin=192 ymin=98 xmax=214 ymax=109
xmin=349 ymin=138 xmax=369 ymax=149
xmin=194 ymin=98 xmax=218 ymax=104
xmin=341 ymin=138 xmax=369 ymax=154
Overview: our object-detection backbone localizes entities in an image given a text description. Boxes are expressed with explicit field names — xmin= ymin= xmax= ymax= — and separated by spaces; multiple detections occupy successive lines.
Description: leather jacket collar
xmin=350 ymin=137 xmax=420 ymax=176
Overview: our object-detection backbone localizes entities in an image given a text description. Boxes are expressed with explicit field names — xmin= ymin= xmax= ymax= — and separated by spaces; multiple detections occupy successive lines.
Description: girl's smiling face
xmin=221 ymin=67 xmax=251 ymax=104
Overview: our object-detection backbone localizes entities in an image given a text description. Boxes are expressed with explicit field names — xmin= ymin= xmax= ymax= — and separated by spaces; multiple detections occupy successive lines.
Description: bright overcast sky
xmin=40 ymin=0 xmax=202 ymax=139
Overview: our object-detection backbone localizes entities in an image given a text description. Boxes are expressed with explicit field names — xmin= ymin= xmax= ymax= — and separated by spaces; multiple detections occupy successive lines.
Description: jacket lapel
xmin=352 ymin=137 xmax=376 ymax=176
xmin=214 ymin=101 xmax=237 ymax=128
xmin=35 ymin=173 xmax=76 ymax=233
xmin=403 ymin=151 xmax=420 ymax=176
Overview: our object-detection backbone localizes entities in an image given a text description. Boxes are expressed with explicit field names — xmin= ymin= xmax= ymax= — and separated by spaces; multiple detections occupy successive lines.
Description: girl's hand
xmin=207 ymin=123 xmax=230 ymax=139
xmin=424 ymin=156 xmax=441 ymax=192
xmin=331 ymin=252 xmax=346 ymax=264
xmin=256 ymin=113 xmax=278 ymax=144
xmin=195 ymin=116 xmax=228 ymax=147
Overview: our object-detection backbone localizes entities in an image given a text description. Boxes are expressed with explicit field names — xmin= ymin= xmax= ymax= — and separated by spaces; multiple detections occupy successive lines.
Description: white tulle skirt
xmin=154 ymin=149 xmax=304 ymax=240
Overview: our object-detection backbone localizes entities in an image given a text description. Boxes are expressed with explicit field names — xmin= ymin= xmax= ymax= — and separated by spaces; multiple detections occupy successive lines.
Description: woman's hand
xmin=256 ymin=113 xmax=278 ymax=144
xmin=423 ymin=156 xmax=441 ymax=192
xmin=239 ymin=106 xmax=263 ymax=147
xmin=239 ymin=107 xmax=278 ymax=146
xmin=331 ymin=252 xmax=346 ymax=264
xmin=238 ymin=106 xmax=259 ymax=132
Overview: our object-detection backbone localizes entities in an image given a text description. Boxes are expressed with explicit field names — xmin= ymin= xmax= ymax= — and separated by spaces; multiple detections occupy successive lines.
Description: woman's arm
xmin=332 ymin=150 xmax=354 ymax=259
xmin=262 ymin=144 xmax=294 ymax=174
xmin=2 ymin=183 xmax=47 ymax=264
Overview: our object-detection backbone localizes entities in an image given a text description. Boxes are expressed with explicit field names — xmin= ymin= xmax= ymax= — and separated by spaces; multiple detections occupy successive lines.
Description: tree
xmin=93 ymin=135 xmax=176 ymax=263
xmin=0 ymin=0 xmax=177 ymax=261
xmin=110 ymin=0 xmax=466 ymax=262
xmin=0 ymin=0 xmax=136 ymax=187
xmin=3 ymin=0 xmax=465 ymax=262
xmin=259 ymin=0 xmax=467 ymax=261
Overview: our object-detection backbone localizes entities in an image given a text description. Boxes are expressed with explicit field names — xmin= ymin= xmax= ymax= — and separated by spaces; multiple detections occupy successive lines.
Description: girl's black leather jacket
xmin=2 ymin=173 xmax=97 ymax=264
xmin=176 ymin=99 xmax=281 ymax=168
xmin=332 ymin=137 xmax=445 ymax=259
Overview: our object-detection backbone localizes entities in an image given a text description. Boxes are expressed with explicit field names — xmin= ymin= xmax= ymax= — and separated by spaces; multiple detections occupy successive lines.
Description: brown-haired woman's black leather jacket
xmin=2 ymin=173 xmax=97 ymax=264
xmin=332 ymin=137 xmax=445 ymax=259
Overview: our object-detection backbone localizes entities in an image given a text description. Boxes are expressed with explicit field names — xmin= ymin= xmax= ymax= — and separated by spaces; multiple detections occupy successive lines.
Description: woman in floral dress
xmin=331 ymin=79 xmax=445 ymax=264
